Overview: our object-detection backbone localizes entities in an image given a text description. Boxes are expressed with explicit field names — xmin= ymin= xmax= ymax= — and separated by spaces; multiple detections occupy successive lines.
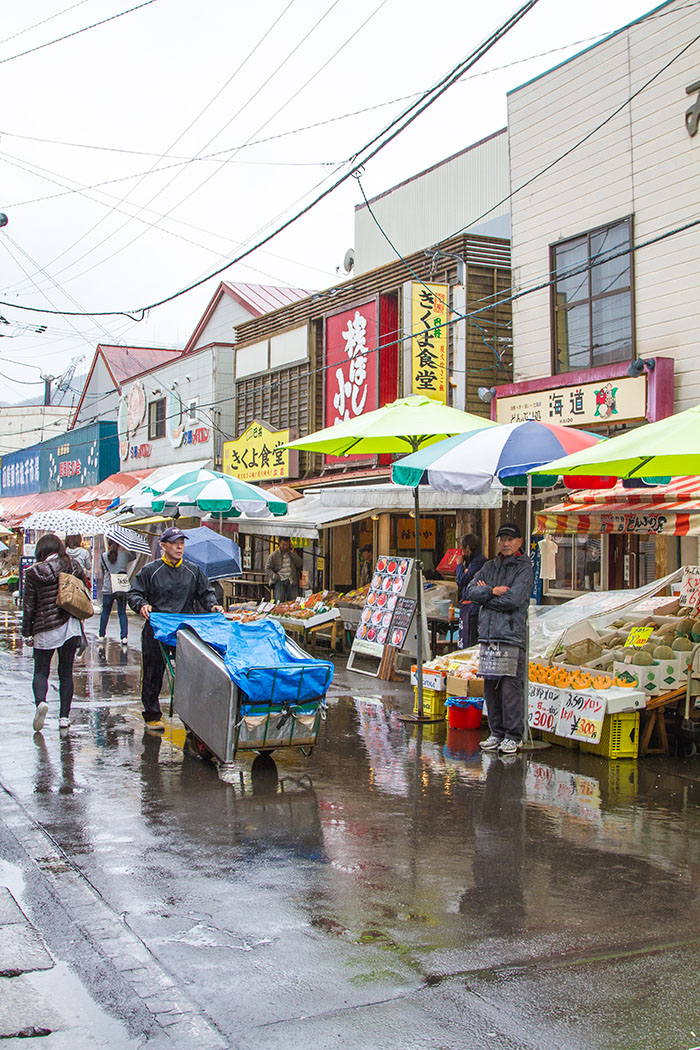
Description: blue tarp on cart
xmin=150 ymin=613 xmax=333 ymax=703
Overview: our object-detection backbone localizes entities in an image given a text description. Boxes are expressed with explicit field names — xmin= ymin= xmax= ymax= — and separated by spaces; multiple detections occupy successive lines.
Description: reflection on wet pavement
xmin=2 ymin=596 xmax=700 ymax=1048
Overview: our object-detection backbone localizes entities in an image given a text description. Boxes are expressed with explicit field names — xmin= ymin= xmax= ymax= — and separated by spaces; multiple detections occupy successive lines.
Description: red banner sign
xmin=325 ymin=302 xmax=378 ymax=462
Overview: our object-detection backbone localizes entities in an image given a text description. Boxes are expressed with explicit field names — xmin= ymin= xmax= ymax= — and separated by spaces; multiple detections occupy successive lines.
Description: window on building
xmin=148 ymin=398 xmax=166 ymax=439
xmin=187 ymin=398 xmax=199 ymax=426
xmin=551 ymin=217 xmax=634 ymax=373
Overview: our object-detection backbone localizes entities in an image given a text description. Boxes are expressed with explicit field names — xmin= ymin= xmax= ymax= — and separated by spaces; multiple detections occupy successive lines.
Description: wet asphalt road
xmin=1 ymin=596 xmax=700 ymax=1049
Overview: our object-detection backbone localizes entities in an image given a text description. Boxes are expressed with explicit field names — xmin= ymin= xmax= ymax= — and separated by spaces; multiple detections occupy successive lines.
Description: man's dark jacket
xmin=128 ymin=558 xmax=217 ymax=616
xmin=22 ymin=555 xmax=88 ymax=636
xmin=456 ymin=550 xmax=487 ymax=615
xmin=466 ymin=551 xmax=533 ymax=648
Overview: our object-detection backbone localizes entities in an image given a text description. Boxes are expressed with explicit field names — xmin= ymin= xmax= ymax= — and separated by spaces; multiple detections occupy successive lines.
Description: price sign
xmin=387 ymin=596 xmax=416 ymax=648
xmin=624 ymin=624 xmax=654 ymax=648
xmin=681 ymin=567 xmax=700 ymax=609
xmin=555 ymin=690 xmax=606 ymax=743
xmin=528 ymin=683 xmax=562 ymax=732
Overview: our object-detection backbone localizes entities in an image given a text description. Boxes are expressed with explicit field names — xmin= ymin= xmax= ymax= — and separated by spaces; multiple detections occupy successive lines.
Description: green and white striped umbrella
xmin=149 ymin=469 xmax=287 ymax=518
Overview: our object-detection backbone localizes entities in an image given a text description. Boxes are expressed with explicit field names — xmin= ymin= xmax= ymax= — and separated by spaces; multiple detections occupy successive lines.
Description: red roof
xmin=73 ymin=469 xmax=156 ymax=512
xmin=99 ymin=345 xmax=183 ymax=386
xmin=222 ymin=282 xmax=314 ymax=316
xmin=183 ymin=281 xmax=314 ymax=354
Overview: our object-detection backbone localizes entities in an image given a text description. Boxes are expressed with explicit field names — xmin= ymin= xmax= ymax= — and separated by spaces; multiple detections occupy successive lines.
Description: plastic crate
xmin=541 ymin=730 xmax=578 ymax=750
xmin=580 ymin=712 xmax=639 ymax=760
xmin=413 ymin=686 xmax=446 ymax=719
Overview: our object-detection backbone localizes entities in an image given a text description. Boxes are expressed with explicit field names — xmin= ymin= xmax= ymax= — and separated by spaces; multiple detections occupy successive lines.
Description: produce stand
xmin=150 ymin=613 xmax=333 ymax=775
xmin=527 ymin=570 xmax=700 ymax=758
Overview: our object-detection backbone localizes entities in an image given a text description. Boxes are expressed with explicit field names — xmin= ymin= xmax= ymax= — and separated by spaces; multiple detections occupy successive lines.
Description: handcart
xmin=150 ymin=613 xmax=333 ymax=771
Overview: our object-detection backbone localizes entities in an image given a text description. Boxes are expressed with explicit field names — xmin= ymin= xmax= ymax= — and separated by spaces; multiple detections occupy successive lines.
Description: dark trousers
xmin=33 ymin=636 xmax=80 ymax=718
xmin=99 ymin=593 xmax=128 ymax=638
xmin=459 ymin=605 xmax=479 ymax=649
xmin=483 ymin=649 xmax=525 ymax=742
xmin=140 ymin=619 xmax=171 ymax=722
xmin=273 ymin=579 xmax=297 ymax=602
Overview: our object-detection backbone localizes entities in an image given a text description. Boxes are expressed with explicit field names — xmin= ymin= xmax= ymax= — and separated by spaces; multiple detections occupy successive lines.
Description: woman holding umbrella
xmin=98 ymin=538 xmax=137 ymax=647
xmin=22 ymin=534 xmax=89 ymax=732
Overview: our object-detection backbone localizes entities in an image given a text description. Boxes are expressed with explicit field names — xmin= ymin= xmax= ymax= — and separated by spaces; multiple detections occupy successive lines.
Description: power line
xmin=0 ymin=0 xmax=92 ymax=47
xmin=435 ymin=20 xmax=700 ymax=247
xmin=0 ymin=0 xmax=543 ymax=320
xmin=0 ymin=0 xmax=159 ymax=65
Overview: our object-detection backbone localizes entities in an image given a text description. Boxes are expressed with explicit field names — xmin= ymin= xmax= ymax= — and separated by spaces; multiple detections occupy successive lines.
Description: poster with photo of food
xmin=352 ymin=555 xmax=413 ymax=657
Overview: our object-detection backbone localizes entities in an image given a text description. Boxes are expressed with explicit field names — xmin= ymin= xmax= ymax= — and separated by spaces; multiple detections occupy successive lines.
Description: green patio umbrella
xmin=528 ymin=403 xmax=700 ymax=480
xmin=285 ymin=395 xmax=499 ymax=722
xmin=149 ymin=468 xmax=287 ymax=518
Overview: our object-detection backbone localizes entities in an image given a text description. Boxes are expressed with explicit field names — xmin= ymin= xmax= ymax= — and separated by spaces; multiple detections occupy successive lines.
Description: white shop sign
xmin=496 ymin=374 xmax=646 ymax=428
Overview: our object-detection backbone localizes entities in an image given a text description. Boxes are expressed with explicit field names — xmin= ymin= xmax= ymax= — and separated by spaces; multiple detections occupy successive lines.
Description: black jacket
xmin=128 ymin=558 xmax=217 ymax=616
xmin=22 ymin=554 xmax=88 ymax=637
xmin=466 ymin=551 xmax=533 ymax=648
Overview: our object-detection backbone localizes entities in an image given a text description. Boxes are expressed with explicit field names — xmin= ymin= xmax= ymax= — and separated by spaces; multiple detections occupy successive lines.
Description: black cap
xmin=160 ymin=527 xmax=186 ymax=543
xmin=496 ymin=522 xmax=522 ymax=539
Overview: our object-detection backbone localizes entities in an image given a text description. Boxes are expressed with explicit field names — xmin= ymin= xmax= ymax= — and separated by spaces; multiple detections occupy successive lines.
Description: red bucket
xmin=448 ymin=703 xmax=483 ymax=730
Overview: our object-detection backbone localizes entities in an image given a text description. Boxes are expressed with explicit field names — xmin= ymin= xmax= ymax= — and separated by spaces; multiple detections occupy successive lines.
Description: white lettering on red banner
xmin=325 ymin=302 xmax=378 ymax=461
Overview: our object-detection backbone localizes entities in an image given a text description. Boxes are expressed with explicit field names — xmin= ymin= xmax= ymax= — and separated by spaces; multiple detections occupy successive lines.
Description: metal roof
xmin=100 ymin=345 xmax=183 ymax=386
xmin=222 ymin=282 xmax=314 ymax=317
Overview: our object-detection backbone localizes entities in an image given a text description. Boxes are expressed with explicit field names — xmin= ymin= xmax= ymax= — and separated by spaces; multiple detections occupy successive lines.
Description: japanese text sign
xmin=325 ymin=302 xmax=378 ymax=462
xmin=624 ymin=624 xmax=654 ymax=648
xmin=681 ymin=566 xmax=700 ymax=610
xmin=1 ymin=448 xmax=41 ymax=496
xmin=410 ymin=283 xmax=448 ymax=403
xmin=527 ymin=683 xmax=562 ymax=733
xmin=223 ymin=421 xmax=297 ymax=482
xmin=496 ymin=375 xmax=647 ymax=427
xmin=555 ymin=690 xmax=606 ymax=743
xmin=396 ymin=517 xmax=436 ymax=547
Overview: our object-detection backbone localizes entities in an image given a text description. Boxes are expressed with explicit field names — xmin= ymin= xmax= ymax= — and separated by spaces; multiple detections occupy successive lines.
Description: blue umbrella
xmin=181 ymin=527 xmax=242 ymax=580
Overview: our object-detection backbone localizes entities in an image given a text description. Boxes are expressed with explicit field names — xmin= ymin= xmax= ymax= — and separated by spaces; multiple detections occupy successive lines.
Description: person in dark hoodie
xmin=466 ymin=522 xmax=533 ymax=756
xmin=455 ymin=533 xmax=486 ymax=649
xmin=22 ymin=534 xmax=89 ymax=733
xmin=127 ymin=527 xmax=223 ymax=731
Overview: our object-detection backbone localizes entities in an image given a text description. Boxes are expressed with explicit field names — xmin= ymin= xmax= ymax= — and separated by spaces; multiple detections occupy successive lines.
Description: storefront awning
xmin=231 ymin=494 xmax=376 ymax=540
xmin=316 ymin=483 xmax=502 ymax=511
xmin=538 ymin=501 xmax=700 ymax=536
xmin=538 ymin=476 xmax=700 ymax=536
xmin=0 ymin=488 xmax=89 ymax=526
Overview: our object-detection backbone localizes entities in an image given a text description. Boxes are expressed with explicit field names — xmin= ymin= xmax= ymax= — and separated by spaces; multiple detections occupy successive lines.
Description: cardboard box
xmin=445 ymin=675 xmax=484 ymax=698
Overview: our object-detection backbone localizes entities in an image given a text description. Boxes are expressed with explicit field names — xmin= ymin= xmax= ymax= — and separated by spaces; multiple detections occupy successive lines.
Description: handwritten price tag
xmin=624 ymin=624 xmax=654 ymax=648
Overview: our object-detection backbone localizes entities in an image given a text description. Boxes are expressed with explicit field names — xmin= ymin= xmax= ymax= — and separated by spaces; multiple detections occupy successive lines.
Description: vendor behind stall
xmin=128 ymin=527 xmax=224 ymax=730
xmin=456 ymin=533 xmax=486 ymax=649
xmin=265 ymin=537 xmax=302 ymax=602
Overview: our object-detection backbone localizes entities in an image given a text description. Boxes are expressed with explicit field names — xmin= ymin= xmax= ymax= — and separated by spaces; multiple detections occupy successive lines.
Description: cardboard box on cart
xmin=445 ymin=674 xmax=485 ymax=698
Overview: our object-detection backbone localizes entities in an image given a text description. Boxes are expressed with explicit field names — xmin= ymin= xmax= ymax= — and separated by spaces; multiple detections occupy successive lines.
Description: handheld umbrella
xmin=285 ymin=395 xmax=500 ymax=722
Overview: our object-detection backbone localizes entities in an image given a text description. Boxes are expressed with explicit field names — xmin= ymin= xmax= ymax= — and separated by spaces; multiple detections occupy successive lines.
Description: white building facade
xmin=500 ymin=0 xmax=700 ymax=597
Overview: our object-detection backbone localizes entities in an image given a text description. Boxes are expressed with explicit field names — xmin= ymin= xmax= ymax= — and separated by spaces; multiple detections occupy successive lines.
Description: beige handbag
xmin=110 ymin=572 xmax=131 ymax=593
xmin=56 ymin=572 xmax=94 ymax=619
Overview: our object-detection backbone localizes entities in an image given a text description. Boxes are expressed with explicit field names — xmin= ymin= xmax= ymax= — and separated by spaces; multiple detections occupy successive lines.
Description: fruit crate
xmin=580 ymin=712 xmax=639 ymax=760
xmin=413 ymin=686 xmax=446 ymax=719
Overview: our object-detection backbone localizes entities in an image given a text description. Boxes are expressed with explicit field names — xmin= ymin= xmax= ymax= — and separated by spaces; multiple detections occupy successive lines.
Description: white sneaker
xmin=498 ymin=738 xmax=521 ymax=755
xmin=33 ymin=702 xmax=48 ymax=732
xmin=120 ymin=638 xmax=128 ymax=647
xmin=479 ymin=734 xmax=502 ymax=751
xmin=58 ymin=717 xmax=70 ymax=730
xmin=97 ymin=636 xmax=106 ymax=644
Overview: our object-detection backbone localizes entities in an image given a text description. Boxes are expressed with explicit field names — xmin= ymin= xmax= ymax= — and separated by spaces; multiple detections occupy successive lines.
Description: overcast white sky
xmin=0 ymin=0 xmax=658 ymax=405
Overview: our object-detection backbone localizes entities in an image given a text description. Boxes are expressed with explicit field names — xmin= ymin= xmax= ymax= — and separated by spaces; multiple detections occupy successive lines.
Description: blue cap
xmin=160 ymin=527 xmax=186 ymax=543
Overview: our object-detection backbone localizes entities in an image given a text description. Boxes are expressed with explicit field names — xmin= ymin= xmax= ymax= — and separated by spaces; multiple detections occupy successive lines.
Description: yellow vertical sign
xmin=411 ymin=282 xmax=448 ymax=403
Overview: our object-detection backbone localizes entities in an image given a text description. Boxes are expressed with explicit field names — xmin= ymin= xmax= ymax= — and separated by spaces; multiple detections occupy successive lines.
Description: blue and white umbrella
xmin=106 ymin=523 xmax=152 ymax=555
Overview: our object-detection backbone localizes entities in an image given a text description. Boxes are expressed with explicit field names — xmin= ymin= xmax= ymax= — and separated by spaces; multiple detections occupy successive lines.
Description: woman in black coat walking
xmin=22 ymin=533 xmax=89 ymax=733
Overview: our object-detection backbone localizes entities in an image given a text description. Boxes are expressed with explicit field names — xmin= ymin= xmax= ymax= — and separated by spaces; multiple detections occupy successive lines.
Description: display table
xmin=273 ymin=608 xmax=341 ymax=651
